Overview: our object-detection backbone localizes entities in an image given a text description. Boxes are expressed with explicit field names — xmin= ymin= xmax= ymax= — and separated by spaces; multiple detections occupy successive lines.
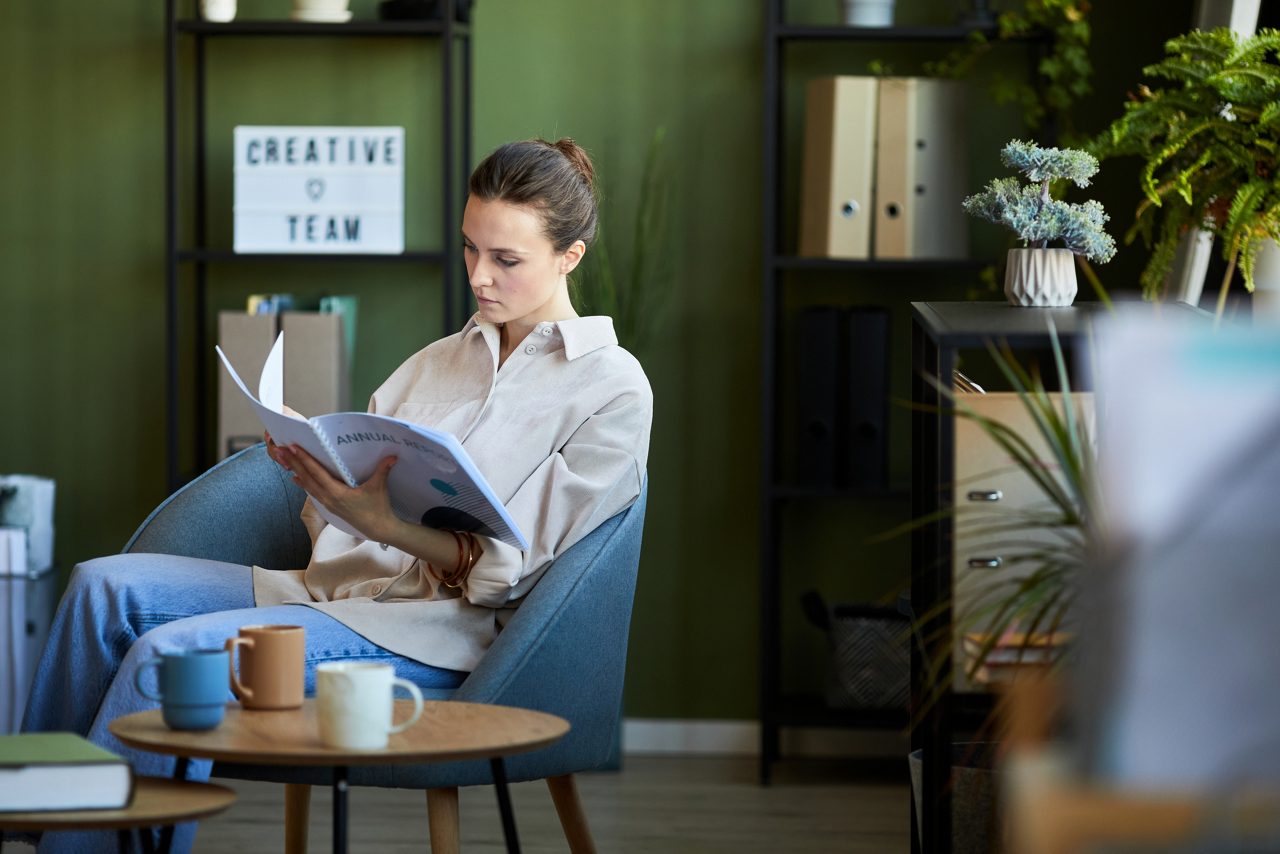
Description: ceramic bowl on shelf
xmin=290 ymin=9 xmax=353 ymax=22
xmin=292 ymin=0 xmax=351 ymax=23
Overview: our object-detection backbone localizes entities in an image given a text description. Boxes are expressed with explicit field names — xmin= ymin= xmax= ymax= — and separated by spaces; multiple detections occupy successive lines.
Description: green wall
xmin=1 ymin=0 xmax=1192 ymax=720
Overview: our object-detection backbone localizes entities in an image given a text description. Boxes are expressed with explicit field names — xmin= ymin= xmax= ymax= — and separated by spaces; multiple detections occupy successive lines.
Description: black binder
xmin=796 ymin=307 xmax=844 ymax=486
xmin=845 ymin=307 xmax=890 ymax=488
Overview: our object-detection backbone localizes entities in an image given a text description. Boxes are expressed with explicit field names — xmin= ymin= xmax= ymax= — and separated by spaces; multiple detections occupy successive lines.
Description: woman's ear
xmin=559 ymin=240 xmax=587 ymax=276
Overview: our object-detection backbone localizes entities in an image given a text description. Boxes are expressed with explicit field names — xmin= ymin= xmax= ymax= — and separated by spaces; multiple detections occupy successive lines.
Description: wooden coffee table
xmin=110 ymin=699 xmax=569 ymax=854
xmin=0 ymin=776 xmax=235 ymax=854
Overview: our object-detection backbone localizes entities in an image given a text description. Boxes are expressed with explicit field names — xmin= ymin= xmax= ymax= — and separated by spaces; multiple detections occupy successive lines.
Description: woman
xmin=20 ymin=138 xmax=652 ymax=853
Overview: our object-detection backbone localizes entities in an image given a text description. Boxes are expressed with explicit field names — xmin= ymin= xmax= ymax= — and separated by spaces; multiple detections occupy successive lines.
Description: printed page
xmin=311 ymin=411 xmax=529 ymax=549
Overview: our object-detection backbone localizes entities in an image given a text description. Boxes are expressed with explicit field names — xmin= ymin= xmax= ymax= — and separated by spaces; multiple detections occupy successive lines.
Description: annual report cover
xmin=0 ymin=732 xmax=134 ymax=812
xmin=216 ymin=333 xmax=528 ymax=550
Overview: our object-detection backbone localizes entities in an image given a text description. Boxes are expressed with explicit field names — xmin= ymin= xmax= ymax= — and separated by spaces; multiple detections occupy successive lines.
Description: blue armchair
xmin=123 ymin=445 xmax=647 ymax=853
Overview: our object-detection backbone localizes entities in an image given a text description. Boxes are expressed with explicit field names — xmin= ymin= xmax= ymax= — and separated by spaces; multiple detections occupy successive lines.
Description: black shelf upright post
xmin=165 ymin=0 xmax=180 ymax=491
xmin=758 ymin=0 xmax=783 ymax=786
xmin=194 ymin=16 xmax=210 ymax=477
xmin=441 ymin=0 xmax=455 ymax=333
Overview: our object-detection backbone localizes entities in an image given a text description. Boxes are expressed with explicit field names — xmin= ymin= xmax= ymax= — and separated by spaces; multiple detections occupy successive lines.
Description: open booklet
xmin=215 ymin=334 xmax=528 ymax=550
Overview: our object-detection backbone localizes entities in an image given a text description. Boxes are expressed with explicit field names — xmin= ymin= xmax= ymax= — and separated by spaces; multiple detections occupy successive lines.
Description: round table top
xmin=109 ymin=699 xmax=570 ymax=767
xmin=0 ymin=777 xmax=236 ymax=831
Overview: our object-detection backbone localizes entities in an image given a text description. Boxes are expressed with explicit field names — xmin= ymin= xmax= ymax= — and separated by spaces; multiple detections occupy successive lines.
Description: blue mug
xmin=135 ymin=648 xmax=230 ymax=731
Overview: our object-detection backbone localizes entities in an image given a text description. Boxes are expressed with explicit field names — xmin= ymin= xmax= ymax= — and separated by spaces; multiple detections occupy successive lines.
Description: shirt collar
xmin=462 ymin=314 xmax=617 ymax=361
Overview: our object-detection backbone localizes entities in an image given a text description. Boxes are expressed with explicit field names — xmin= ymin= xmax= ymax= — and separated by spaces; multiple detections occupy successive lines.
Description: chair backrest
xmin=123 ymin=445 xmax=312 ymax=568
xmin=126 ymin=445 xmax=649 ymax=789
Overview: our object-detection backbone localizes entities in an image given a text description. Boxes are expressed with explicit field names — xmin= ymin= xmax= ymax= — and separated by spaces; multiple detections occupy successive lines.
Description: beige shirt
xmin=252 ymin=314 xmax=652 ymax=672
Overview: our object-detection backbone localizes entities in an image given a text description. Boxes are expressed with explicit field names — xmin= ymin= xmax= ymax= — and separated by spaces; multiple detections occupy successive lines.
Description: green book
xmin=0 ymin=732 xmax=134 ymax=812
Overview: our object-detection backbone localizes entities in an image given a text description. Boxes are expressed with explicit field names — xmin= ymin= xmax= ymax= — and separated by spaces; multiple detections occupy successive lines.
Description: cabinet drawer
xmin=950 ymin=392 xmax=1093 ymax=690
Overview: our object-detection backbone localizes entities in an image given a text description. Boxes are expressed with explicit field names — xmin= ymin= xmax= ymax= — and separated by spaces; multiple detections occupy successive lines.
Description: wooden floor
xmin=192 ymin=756 xmax=911 ymax=852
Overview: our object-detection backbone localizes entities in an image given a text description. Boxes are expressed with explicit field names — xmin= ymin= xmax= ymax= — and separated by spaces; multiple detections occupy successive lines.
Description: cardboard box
xmin=217 ymin=311 xmax=352 ymax=459
xmin=217 ymin=312 xmax=278 ymax=460
xmin=282 ymin=312 xmax=350 ymax=419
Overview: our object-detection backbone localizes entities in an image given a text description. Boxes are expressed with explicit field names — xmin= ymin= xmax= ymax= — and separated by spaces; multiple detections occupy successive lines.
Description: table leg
xmin=156 ymin=757 xmax=192 ymax=853
xmin=138 ymin=827 xmax=158 ymax=854
xmin=332 ymin=765 xmax=349 ymax=854
xmin=490 ymin=758 xmax=521 ymax=854
xmin=117 ymin=829 xmax=132 ymax=853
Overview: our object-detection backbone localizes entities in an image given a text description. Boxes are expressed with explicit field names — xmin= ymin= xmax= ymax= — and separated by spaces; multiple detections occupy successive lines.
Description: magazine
xmin=215 ymin=334 xmax=528 ymax=550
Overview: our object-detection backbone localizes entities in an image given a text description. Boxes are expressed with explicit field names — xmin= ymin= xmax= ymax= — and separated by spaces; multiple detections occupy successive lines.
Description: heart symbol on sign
xmin=305 ymin=178 xmax=325 ymax=201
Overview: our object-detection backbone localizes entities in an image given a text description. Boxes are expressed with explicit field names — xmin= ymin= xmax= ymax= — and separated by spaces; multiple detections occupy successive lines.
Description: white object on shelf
xmin=200 ymin=0 xmax=236 ymax=22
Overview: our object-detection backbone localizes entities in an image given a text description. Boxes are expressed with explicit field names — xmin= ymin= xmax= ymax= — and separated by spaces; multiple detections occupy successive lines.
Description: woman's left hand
xmin=277 ymin=444 xmax=398 ymax=542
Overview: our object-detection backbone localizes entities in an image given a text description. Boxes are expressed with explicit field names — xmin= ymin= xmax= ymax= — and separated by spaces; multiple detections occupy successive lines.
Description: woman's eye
xmin=463 ymin=243 xmax=477 ymax=254
xmin=499 ymin=258 xmax=520 ymax=268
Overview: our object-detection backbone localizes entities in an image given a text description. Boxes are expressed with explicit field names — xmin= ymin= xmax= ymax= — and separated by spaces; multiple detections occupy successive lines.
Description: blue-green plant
xmin=964 ymin=139 xmax=1118 ymax=263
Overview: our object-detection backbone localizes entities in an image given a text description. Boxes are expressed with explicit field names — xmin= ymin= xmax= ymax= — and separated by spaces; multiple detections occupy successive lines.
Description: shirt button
xmin=524 ymin=344 xmax=537 ymax=355
xmin=371 ymin=584 xmax=383 ymax=596
xmin=540 ymin=326 xmax=552 ymax=335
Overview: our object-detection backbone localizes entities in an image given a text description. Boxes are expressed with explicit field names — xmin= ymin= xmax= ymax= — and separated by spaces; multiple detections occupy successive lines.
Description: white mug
xmin=200 ymin=0 xmax=236 ymax=22
xmin=316 ymin=662 xmax=424 ymax=750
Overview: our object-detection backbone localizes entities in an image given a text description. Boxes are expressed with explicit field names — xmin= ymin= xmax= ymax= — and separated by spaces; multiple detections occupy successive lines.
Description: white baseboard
xmin=622 ymin=718 xmax=908 ymax=758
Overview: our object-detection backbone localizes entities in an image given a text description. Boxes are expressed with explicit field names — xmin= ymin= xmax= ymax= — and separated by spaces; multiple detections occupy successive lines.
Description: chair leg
xmin=426 ymin=787 xmax=460 ymax=854
xmin=284 ymin=783 xmax=311 ymax=854
xmin=546 ymin=774 xmax=596 ymax=854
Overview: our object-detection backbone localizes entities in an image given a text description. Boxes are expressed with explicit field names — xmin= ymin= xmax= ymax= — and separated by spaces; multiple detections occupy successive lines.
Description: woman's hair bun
xmin=547 ymin=138 xmax=595 ymax=186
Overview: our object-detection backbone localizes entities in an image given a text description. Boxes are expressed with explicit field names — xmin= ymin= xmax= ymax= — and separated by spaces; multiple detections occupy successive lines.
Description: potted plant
xmin=1091 ymin=27 xmax=1280 ymax=319
xmin=575 ymin=127 xmax=673 ymax=358
xmin=964 ymin=139 xmax=1117 ymax=306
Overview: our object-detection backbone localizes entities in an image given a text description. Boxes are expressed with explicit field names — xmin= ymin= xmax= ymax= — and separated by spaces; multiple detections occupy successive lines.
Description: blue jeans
xmin=19 ymin=554 xmax=466 ymax=854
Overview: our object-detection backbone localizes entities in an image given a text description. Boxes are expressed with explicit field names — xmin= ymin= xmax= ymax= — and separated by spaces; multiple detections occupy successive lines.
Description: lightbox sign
xmin=233 ymin=126 xmax=404 ymax=254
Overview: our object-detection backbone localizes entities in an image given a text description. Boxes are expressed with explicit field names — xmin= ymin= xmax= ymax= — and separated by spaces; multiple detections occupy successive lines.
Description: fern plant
xmin=1092 ymin=27 xmax=1280 ymax=314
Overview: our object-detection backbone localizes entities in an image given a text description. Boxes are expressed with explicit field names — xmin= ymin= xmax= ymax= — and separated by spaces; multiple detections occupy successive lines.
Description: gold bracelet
xmin=447 ymin=531 xmax=481 ymax=589
xmin=445 ymin=530 xmax=471 ymax=589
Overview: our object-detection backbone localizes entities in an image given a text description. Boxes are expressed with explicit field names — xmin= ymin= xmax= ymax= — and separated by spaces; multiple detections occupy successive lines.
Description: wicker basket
xmin=803 ymin=590 xmax=909 ymax=710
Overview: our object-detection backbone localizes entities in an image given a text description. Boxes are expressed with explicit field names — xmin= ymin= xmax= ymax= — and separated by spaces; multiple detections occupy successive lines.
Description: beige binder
xmin=873 ymin=77 xmax=969 ymax=260
xmin=798 ymin=76 xmax=878 ymax=259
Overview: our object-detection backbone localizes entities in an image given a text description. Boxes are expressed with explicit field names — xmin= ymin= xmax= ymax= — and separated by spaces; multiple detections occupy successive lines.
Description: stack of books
xmin=962 ymin=631 xmax=1069 ymax=686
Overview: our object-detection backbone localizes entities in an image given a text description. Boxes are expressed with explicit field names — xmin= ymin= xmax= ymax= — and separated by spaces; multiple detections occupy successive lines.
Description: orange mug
xmin=225 ymin=624 xmax=305 ymax=710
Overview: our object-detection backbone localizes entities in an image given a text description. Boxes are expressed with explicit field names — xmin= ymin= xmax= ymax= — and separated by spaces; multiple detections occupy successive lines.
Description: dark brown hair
xmin=468 ymin=138 xmax=598 ymax=253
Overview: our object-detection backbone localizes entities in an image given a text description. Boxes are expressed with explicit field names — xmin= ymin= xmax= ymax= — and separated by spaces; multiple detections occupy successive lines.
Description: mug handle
xmin=388 ymin=679 xmax=424 ymax=734
xmin=134 ymin=657 xmax=164 ymax=702
xmin=225 ymin=636 xmax=255 ymax=703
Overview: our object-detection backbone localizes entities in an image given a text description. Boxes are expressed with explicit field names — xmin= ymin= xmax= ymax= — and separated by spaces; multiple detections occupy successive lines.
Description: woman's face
xmin=461 ymin=196 xmax=581 ymax=329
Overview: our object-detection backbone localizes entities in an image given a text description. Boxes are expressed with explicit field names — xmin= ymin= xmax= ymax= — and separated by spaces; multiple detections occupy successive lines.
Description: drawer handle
xmin=967 ymin=490 xmax=1003 ymax=502
xmin=968 ymin=557 xmax=1002 ymax=569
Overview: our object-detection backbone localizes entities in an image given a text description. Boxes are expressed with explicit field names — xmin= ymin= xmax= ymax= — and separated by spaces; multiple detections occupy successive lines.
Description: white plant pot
xmin=1004 ymin=248 xmax=1078 ymax=307
xmin=1251 ymin=240 xmax=1280 ymax=325
xmin=840 ymin=0 xmax=894 ymax=27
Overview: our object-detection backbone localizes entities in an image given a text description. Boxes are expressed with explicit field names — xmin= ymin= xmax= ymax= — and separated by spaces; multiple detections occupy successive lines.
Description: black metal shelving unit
xmin=164 ymin=1 xmax=472 ymax=490
xmin=756 ymin=0 xmax=1053 ymax=802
